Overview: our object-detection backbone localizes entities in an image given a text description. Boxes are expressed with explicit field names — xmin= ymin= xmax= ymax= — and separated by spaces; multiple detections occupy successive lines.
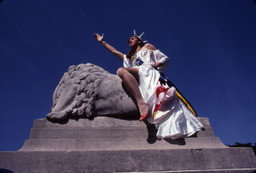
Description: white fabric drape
xmin=123 ymin=49 xmax=203 ymax=139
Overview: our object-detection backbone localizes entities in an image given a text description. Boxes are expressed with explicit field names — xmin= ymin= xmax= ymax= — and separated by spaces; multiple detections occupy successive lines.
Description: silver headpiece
xmin=133 ymin=30 xmax=148 ymax=43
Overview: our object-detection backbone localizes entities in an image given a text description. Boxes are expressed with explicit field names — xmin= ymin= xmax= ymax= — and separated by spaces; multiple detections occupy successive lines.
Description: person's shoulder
xmin=142 ymin=43 xmax=157 ymax=51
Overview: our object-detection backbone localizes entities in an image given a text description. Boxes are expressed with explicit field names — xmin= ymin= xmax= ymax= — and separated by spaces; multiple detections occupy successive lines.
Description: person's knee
xmin=117 ymin=67 xmax=127 ymax=77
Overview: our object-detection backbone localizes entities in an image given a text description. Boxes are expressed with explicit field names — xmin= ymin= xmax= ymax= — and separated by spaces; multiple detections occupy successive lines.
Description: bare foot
xmin=139 ymin=103 xmax=149 ymax=121
xmin=139 ymin=103 xmax=148 ymax=115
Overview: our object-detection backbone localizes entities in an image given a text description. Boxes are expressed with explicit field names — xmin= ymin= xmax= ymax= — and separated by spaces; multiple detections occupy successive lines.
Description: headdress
xmin=133 ymin=30 xmax=148 ymax=43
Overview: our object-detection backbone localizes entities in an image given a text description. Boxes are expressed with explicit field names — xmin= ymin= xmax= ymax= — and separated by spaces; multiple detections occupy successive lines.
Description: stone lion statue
xmin=46 ymin=63 xmax=139 ymax=121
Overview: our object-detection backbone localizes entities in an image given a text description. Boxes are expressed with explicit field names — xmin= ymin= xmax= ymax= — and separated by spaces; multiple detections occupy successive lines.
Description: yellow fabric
xmin=176 ymin=90 xmax=198 ymax=117
xmin=153 ymin=111 xmax=157 ymax=119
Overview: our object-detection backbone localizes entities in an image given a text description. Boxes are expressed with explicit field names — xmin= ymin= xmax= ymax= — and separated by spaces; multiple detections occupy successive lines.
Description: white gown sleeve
xmin=154 ymin=50 xmax=169 ymax=73
xmin=123 ymin=55 xmax=133 ymax=68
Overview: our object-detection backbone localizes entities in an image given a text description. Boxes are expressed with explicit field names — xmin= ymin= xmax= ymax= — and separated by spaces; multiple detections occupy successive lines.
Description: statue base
xmin=0 ymin=117 xmax=255 ymax=173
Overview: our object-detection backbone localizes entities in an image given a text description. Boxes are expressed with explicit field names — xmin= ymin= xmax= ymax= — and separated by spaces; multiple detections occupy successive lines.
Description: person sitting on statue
xmin=94 ymin=31 xmax=203 ymax=140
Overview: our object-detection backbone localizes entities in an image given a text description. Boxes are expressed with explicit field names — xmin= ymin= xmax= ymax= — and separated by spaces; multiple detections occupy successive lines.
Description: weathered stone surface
xmin=0 ymin=148 xmax=255 ymax=173
xmin=46 ymin=63 xmax=139 ymax=121
xmin=19 ymin=117 xmax=225 ymax=151
xmin=0 ymin=116 xmax=255 ymax=173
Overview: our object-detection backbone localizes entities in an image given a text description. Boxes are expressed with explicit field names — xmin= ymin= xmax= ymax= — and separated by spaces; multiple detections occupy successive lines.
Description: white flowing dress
xmin=123 ymin=49 xmax=203 ymax=140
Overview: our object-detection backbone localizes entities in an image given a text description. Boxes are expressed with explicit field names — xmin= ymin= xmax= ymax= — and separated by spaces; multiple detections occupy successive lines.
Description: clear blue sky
xmin=0 ymin=0 xmax=256 ymax=151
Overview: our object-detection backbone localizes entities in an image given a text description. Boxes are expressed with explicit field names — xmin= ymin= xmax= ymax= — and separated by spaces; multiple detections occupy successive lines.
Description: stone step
xmin=1 ymin=116 xmax=256 ymax=172
xmin=19 ymin=137 xmax=227 ymax=151
xmin=1 ymin=148 xmax=256 ymax=173
xmin=33 ymin=117 xmax=211 ymax=129
xmin=32 ymin=117 xmax=146 ymax=129
xmin=29 ymin=117 xmax=215 ymax=140
xmin=29 ymin=127 xmax=147 ymax=139
xmin=29 ymin=125 xmax=214 ymax=140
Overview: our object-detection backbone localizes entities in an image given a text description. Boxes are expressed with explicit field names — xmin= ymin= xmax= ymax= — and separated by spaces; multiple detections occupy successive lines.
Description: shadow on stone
xmin=189 ymin=132 xmax=198 ymax=137
xmin=164 ymin=137 xmax=186 ymax=146
xmin=189 ymin=127 xmax=206 ymax=138
xmin=144 ymin=122 xmax=158 ymax=144
xmin=46 ymin=117 xmax=70 ymax=124
xmin=147 ymin=128 xmax=158 ymax=144
xmin=0 ymin=169 xmax=14 ymax=173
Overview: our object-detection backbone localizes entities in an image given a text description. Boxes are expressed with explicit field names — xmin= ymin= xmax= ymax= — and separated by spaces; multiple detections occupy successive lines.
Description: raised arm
xmin=94 ymin=33 xmax=124 ymax=61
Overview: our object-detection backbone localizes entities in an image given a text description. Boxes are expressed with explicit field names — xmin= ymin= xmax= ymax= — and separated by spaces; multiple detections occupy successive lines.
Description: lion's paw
xmin=46 ymin=111 xmax=68 ymax=121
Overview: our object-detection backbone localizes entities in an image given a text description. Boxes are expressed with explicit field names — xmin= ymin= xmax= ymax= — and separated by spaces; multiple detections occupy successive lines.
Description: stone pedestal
xmin=0 ymin=117 xmax=255 ymax=173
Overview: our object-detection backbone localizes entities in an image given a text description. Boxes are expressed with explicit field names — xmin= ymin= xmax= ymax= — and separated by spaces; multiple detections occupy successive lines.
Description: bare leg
xmin=117 ymin=67 xmax=148 ymax=117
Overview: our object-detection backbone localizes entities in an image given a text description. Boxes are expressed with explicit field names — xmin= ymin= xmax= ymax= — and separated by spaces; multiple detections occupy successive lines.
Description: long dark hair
xmin=126 ymin=36 xmax=145 ymax=60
